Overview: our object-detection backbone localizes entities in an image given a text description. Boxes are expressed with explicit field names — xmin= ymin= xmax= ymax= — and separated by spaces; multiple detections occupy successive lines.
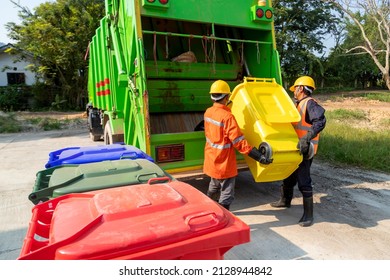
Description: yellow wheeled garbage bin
xmin=230 ymin=77 xmax=302 ymax=182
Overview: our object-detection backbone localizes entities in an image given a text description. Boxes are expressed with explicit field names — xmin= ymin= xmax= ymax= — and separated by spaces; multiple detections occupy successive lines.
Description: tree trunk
xmin=382 ymin=72 xmax=390 ymax=90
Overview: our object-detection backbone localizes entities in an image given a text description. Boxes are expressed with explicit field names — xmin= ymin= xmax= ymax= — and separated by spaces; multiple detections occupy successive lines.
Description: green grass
xmin=317 ymin=93 xmax=390 ymax=173
xmin=37 ymin=118 xmax=62 ymax=131
xmin=318 ymin=109 xmax=390 ymax=173
xmin=31 ymin=117 xmax=83 ymax=131
xmin=364 ymin=92 xmax=390 ymax=102
xmin=380 ymin=118 xmax=390 ymax=126
xmin=328 ymin=108 xmax=367 ymax=121
xmin=0 ymin=113 xmax=22 ymax=133
xmin=334 ymin=91 xmax=390 ymax=102
xmin=28 ymin=118 xmax=62 ymax=131
xmin=0 ymin=113 xmax=82 ymax=133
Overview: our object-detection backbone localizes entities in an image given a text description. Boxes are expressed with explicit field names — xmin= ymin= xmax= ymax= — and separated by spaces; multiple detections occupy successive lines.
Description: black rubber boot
xmin=270 ymin=185 xmax=293 ymax=208
xmin=299 ymin=196 xmax=314 ymax=227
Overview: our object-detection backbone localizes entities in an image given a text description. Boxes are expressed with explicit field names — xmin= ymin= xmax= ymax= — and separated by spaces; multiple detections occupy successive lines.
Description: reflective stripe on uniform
xmin=293 ymin=123 xmax=312 ymax=131
xmin=204 ymin=117 xmax=224 ymax=127
xmin=206 ymin=135 xmax=245 ymax=150
xmin=206 ymin=137 xmax=232 ymax=149
xmin=232 ymin=135 xmax=245 ymax=145
xmin=203 ymin=102 xmax=253 ymax=179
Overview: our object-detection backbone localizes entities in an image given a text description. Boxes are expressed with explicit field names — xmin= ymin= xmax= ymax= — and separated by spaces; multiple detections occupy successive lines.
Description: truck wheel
xmin=104 ymin=123 xmax=123 ymax=144
xmin=104 ymin=123 xmax=114 ymax=144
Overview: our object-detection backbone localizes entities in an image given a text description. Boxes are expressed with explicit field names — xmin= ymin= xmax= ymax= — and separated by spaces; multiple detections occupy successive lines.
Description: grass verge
xmin=0 ymin=113 xmax=84 ymax=133
xmin=0 ymin=113 xmax=22 ymax=133
xmin=318 ymin=109 xmax=390 ymax=173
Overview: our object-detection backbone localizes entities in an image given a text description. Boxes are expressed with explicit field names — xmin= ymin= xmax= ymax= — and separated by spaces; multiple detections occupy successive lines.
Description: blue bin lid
xmin=45 ymin=144 xmax=154 ymax=168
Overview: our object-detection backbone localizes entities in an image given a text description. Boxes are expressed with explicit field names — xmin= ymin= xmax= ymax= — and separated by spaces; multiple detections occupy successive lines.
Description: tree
xmin=273 ymin=0 xmax=342 ymax=87
xmin=325 ymin=47 xmax=379 ymax=89
xmin=6 ymin=0 xmax=105 ymax=109
xmin=323 ymin=0 xmax=390 ymax=90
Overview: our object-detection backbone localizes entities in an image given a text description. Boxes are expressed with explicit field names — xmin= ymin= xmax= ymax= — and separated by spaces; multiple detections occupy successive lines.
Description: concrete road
xmin=1 ymin=128 xmax=390 ymax=260
xmin=0 ymin=129 xmax=92 ymax=259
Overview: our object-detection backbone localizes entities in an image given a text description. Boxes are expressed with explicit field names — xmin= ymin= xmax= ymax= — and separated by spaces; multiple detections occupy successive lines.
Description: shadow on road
xmin=185 ymin=164 xmax=390 ymax=250
xmin=0 ymin=228 xmax=26 ymax=260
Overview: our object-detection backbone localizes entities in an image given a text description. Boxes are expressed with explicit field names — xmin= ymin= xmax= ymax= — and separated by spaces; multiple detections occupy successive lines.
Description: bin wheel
xmin=258 ymin=142 xmax=273 ymax=164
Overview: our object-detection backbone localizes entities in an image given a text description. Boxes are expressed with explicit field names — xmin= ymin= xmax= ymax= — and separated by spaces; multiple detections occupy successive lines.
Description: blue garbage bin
xmin=45 ymin=144 xmax=154 ymax=168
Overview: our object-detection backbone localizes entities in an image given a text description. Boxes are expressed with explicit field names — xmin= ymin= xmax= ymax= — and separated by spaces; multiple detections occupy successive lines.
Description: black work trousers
xmin=283 ymin=158 xmax=313 ymax=198
xmin=207 ymin=177 xmax=236 ymax=207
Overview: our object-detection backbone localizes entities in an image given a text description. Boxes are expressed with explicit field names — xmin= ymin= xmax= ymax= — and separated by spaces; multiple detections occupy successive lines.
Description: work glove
xmin=248 ymin=147 xmax=273 ymax=164
xmin=297 ymin=130 xmax=314 ymax=156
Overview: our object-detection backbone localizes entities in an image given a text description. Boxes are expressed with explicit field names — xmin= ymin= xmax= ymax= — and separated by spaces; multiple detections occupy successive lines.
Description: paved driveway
xmin=2 ymin=128 xmax=390 ymax=261
xmin=0 ymin=129 xmax=92 ymax=259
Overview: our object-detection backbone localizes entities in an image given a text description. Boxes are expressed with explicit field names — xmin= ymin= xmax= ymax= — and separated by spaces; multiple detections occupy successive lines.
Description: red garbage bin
xmin=18 ymin=178 xmax=250 ymax=260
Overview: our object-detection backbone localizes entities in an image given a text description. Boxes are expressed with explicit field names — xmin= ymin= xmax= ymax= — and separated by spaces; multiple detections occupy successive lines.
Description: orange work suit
xmin=203 ymin=102 xmax=252 ymax=179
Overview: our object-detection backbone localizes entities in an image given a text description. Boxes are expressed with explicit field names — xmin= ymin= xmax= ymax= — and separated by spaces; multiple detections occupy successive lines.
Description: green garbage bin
xmin=29 ymin=159 xmax=172 ymax=204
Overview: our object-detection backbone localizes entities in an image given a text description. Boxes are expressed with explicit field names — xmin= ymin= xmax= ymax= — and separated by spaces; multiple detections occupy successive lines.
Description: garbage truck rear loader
xmin=87 ymin=0 xmax=292 ymax=179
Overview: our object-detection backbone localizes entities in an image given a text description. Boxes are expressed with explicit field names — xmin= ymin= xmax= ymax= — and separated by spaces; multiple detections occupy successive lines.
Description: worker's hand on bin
xmin=248 ymin=147 xmax=272 ymax=164
xmin=297 ymin=131 xmax=314 ymax=157
xmin=298 ymin=139 xmax=309 ymax=155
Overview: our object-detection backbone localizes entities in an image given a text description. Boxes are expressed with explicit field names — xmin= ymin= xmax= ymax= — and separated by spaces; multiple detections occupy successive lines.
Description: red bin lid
xmin=48 ymin=181 xmax=241 ymax=259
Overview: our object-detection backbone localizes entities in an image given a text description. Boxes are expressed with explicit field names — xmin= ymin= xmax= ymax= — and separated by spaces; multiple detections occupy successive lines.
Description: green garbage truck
xmin=86 ymin=0 xmax=285 ymax=178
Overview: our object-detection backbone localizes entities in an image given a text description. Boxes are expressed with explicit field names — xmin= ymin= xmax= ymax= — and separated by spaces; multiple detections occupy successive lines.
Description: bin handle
xmin=120 ymin=152 xmax=137 ymax=160
xmin=136 ymin=173 xmax=158 ymax=183
xmin=185 ymin=211 xmax=219 ymax=232
xmin=147 ymin=177 xmax=171 ymax=185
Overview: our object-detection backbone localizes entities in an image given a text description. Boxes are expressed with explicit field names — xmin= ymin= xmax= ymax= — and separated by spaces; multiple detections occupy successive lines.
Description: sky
xmin=0 ymin=0 xmax=54 ymax=44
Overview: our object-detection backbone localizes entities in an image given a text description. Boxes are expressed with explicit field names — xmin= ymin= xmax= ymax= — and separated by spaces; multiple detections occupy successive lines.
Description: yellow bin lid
xmin=231 ymin=77 xmax=300 ymax=124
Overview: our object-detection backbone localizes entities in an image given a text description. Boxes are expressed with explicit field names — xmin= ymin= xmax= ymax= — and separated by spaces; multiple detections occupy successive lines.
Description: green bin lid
xmin=29 ymin=159 xmax=171 ymax=204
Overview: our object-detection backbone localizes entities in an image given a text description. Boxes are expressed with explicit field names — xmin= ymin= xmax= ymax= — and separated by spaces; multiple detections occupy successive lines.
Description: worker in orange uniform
xmin=270 ymin=76 xmax=326 ymax=227
xmin=203 ymin=80 xmax=265 ymax=210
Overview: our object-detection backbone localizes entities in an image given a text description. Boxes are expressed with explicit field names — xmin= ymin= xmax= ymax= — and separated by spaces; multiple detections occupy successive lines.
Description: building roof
xmin=0 ymin=43 xmax=37 ymax=61
xmin=0 ymin=43 xmax=14 ymax=53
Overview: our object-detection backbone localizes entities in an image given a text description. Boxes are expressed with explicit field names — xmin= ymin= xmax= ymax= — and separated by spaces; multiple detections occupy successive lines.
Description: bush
xmin=30 ymin=83 xmax=58 ymax=110
xmin=0 ymin=86 xmax=31 ymax=111
xmin=0 ymin=83 xmax=62 ymax=111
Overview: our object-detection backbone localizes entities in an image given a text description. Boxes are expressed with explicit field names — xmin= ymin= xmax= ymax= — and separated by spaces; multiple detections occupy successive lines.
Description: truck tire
xmin=104 ymin=122 xmax=123 ymax=145
xmin=104 ymin=123 xmax=114 ymax=145
xmin=87 ymin=108 xmax=103 ymax=141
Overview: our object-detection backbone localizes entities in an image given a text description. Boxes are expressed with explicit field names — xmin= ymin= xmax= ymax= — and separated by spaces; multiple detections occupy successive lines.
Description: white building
xmin=0 ymin=43 xmax=38 ymax=86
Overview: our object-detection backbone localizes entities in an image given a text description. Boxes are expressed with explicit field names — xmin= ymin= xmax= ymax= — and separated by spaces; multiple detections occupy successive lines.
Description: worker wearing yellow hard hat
xmin=203 ymin=80 xmax=268 ymax=210
xmin=289 ymin=75 xmax=316 ymax=92
xmin=270 ymin=76 xmax=326 ymax=227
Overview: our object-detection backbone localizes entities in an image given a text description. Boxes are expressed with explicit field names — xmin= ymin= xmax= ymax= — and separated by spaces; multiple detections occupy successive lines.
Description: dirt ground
xmin=1 ymin=92 xmax=390 ymax=260
xmin=317 ymin=91 xmax=390 ymax=131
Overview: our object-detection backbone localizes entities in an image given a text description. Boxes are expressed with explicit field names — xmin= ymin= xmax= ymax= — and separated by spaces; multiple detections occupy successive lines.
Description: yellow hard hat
xmin=210 ymin=80 xmax=231 ymax=94
xmin=289 ymin=76 xmax=316 ymax=92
